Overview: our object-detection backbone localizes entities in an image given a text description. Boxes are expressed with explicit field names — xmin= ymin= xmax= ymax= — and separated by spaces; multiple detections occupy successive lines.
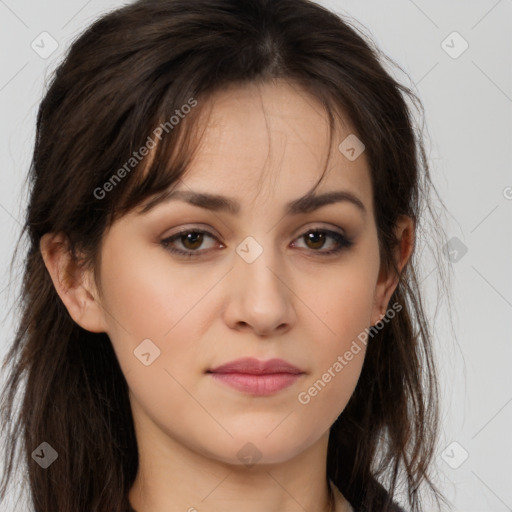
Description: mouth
xmin=207 ymin=372 xmax=304 ymax=395
xmin=206 ymin=357 xmax=305 ymax=396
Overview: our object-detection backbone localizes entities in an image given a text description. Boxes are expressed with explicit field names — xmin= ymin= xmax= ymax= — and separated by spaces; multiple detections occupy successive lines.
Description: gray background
xmin=1 ymin=1 xmax=511 ymax=511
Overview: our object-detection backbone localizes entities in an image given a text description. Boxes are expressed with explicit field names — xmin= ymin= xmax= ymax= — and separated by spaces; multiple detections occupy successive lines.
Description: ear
xmin=39 ymin=232 xmax=108 ymax=333
xmin=370 ymin=215 xmax=415 ymax=326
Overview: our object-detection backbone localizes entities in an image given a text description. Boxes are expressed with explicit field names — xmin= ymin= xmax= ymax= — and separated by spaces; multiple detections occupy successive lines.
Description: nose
xmin=222 ymin=242 xmax=296 ymax=337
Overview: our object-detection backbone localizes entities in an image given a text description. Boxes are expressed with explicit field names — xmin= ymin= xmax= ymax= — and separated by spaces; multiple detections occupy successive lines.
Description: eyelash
xmin=160 ymin=227 xmax=354 ymax=258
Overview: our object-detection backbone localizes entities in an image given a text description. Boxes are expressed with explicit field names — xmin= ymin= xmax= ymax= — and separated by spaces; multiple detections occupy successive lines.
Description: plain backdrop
xmin=0 ymin=1 xmax=511 ymax=511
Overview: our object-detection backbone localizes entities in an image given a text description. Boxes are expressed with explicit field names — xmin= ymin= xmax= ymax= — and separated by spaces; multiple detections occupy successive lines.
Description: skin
xmin=40 ymin=79 xmax=414 ymax=512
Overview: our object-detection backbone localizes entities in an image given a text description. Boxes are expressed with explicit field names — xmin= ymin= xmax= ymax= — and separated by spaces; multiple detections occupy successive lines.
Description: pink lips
xmin=207 ymin=357 xmax=305 ymax=395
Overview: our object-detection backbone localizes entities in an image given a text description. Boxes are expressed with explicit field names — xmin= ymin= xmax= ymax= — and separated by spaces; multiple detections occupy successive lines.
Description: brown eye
xmin=292 ymin=229 xmax=354 ymax=256
xmin=303 ymin=231 xmax=327 ymax=250
xmin=161 ymin=229 xmax=220 ymax=257
xmin=180 ymin=232 xmax=204 ymax=250
xmin=161 ymin=227 xmax=353 ymax=259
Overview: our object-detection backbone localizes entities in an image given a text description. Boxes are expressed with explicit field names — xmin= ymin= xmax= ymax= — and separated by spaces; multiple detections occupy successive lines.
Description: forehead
xmin=162 ymin=79 xmax=372 ymax=215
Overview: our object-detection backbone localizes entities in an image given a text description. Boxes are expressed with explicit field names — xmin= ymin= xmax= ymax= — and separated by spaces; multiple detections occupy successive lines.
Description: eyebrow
xmin=138 ymin=188 xmax=366 ymax=217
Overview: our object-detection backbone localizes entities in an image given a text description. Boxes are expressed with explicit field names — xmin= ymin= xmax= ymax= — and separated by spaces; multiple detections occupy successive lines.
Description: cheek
xmin=293 ymin=283 xmax=371 ymax=428
xmin=99 ymin=243 xmax=221 ymax=377
xmin=286 ymin=262 xmax=377 ymax=425
xmin=299 ymin=260 xmax=378 ymax=352
xmin=100 ymin=242 xmax=215 ymax=336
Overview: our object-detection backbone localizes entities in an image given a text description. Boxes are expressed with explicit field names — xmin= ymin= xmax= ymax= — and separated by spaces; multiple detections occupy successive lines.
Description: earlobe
xmin=370 ymin=215 xmax=415 ymax=326
xmin=39 ymin=232 xmax=108 ymax=334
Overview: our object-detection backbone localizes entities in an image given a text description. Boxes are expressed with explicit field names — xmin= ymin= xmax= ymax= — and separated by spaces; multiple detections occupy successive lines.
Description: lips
xmin=207 ymin=357 xmax=305 ymax=395
xmin=208 ymin=357 xmax=304 ymax=375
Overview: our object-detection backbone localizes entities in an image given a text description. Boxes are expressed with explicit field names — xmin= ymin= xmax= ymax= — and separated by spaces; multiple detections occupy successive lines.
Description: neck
xmin=127 ymin=406 xmax=345 ymax=512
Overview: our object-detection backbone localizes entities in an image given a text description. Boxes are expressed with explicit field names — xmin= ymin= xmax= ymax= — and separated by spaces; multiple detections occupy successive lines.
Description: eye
xmin=160 ymin=226 xmax=354 ymax=258
xmin=291 ymin=228 xmax=354 ymax=256
xmin=161 ymin=228 xmax=222 ymax=257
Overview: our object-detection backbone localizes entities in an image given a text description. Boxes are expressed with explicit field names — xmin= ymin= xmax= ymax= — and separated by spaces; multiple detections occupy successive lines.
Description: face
xmin=42 ymin=79 xmax=406 ymax=467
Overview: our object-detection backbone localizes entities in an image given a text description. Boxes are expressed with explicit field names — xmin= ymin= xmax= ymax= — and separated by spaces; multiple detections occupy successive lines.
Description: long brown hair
xmin=0 ymin=0 xmax=453 ymax=511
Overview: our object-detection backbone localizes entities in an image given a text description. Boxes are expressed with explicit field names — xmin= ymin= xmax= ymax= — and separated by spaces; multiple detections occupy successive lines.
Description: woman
xmin=0 ymin=0 xmax=452 ymax=511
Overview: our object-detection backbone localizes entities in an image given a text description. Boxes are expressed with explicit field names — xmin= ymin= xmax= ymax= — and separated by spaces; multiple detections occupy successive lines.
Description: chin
xmin=205 ymin=430 xmax=314 ymax=467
